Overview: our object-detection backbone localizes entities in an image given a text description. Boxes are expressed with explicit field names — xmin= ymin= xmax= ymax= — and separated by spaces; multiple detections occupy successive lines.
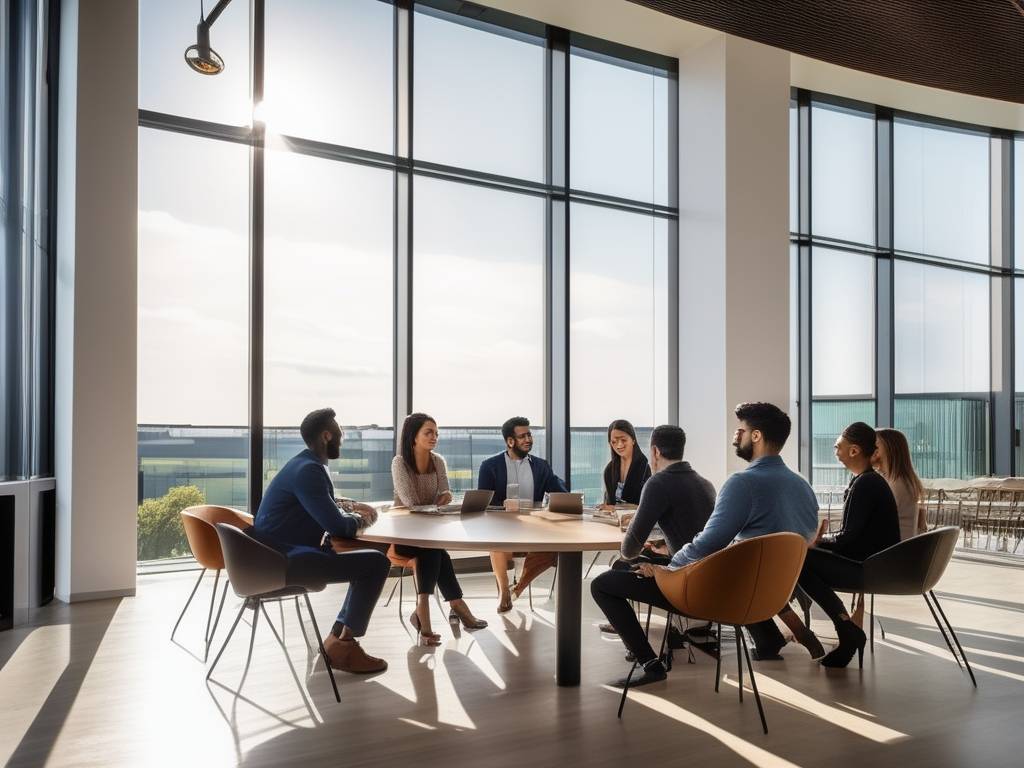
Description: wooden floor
xmin=1 ymin=554 xmax=1022 ymax=767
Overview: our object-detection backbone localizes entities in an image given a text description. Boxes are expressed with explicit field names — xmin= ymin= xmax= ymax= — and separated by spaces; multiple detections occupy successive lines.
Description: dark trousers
xmin=285 ymin=548 xmax=390 ymax=637
xmin=591 ymin=563 xmax=677 ymax=665
xmin=798 ymin=547 xmax=864 ymax=627
xmin=393 ymin=545 xmax=464 ymax=601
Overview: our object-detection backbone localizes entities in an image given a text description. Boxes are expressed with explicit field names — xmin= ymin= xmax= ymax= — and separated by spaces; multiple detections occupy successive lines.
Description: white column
xmin=55 ymin=0 xmax=138 ymax=602
xmin=679 ymin=35 xmax=792 ymax=488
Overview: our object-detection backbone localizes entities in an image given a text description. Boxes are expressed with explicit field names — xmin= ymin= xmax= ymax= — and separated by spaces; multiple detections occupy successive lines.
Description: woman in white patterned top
xmin=390 ymin=413 xmax=487 ymax=644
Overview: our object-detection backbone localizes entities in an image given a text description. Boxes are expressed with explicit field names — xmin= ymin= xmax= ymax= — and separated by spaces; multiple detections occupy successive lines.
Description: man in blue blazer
xmin=478 ymin=416 xmax=568 ymax=612
xmin=251 ymin=407 xmax=390 ymax=674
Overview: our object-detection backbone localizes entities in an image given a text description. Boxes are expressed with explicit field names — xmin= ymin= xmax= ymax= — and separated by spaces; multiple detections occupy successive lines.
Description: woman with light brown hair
xmin=872 ymin=427 xmax=926 ymax=541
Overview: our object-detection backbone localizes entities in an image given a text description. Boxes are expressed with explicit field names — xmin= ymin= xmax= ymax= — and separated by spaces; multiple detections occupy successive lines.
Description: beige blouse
xmin=391 ymin=453 xmax=450 ymax=507
xmin=887 ymin=475 xmax=925 ymax=541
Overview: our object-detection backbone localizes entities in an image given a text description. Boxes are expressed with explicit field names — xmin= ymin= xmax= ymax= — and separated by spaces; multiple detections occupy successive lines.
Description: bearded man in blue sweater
xmin=251 ymin=408 xmax=390 ymax=674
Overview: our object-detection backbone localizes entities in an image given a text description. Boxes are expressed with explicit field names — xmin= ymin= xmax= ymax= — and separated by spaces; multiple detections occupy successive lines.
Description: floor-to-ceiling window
xmin=136 ymin=0 xmax=677 ymax=561
xmin=568 ymin=49 xmax=674 ymax=504
xmin=794 ymin=93 xmax=1017 ymax=499
xmin=806 ymin=103 xmax=876 ymax=486
xmin=892 ymin=121 xmax=991 ymax=478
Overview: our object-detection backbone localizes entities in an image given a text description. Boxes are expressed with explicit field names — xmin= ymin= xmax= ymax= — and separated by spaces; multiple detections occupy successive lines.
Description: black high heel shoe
xmin=820 ymin=619 xmax=866 ymax=668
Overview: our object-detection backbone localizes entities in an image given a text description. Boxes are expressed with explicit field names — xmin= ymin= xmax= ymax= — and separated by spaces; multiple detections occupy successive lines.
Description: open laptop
xmin=547 ymin=492 xmax=584 ymax=515
xmin=410 ymin=489 xmax=494 ymax=516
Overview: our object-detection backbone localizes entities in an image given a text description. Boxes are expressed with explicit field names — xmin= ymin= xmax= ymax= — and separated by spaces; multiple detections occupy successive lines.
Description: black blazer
xmin=602 ymin=450 xmax=652 ymax=505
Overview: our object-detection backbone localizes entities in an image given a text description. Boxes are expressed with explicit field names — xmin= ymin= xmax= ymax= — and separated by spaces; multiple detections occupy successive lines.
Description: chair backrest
xmin=861 ymin=526 xmax=959 ymax=595
xmin=180 ymin=505 xmax=253 ymax=570
xmin=214 ymin=523 xmax=288 ymax=598
xmin=654 ymin=533 xmax=808 ymax=626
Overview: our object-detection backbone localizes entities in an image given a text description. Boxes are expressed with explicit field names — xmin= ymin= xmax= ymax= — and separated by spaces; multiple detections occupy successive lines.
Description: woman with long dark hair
xmin=391 ymin=413 xmax=487 ymax=644
xmin=599 ymin=419 xmax=652 ymax=509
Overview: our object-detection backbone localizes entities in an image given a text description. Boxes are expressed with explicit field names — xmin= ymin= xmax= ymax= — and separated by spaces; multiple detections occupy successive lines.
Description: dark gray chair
xmin=207 ymin=523 xmax=340 ymax=702
xmin=824 ymin=526 xmax=976 ymax=687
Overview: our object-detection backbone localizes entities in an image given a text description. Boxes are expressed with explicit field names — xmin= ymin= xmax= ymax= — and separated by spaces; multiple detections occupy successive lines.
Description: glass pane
xmin=894 ymin=262 xmax=989 ymax=394
xmin=894 ymin=122 xmax=989 ymax=264
xmin=137 ymin=129 xmax=250 ymax=557
xmin=1017 ymin=280 xmax=1024 ymax=475
xmin=811 ymin=106 xmax=874 ymax=244
xmin=263 ymin=150 xmax=393 ymax=429
xmin=569 ymin=204 xmax=668 ymax=505
xmin=264 ymin=426 xmax=396 ymax=503
xmin=811 ymin=400 xmax=874 ymax=488
xmin=138 ymin=0 xmax=251 ymax=126
xmin=1016 ymin=139 xmax=1023 ymax=271
xmin=412 ymin=177 xmax=545 ymax=474
xmin=570 ymin=51 xmax=670 ymax=205
xmin=894 ymin=396 xmax=988 ymax=479
xmin=264 ymin=0 xmax=393 ymax=152
xmin=263 ymin=150 xmax=394 ymax=500
xmin=414 ymin=9 xmax=544 ymax=181
xmin=789 ymin=104 xmax=798 ymax=234
xmin=811 ymin=248 xmax=874 ymax=397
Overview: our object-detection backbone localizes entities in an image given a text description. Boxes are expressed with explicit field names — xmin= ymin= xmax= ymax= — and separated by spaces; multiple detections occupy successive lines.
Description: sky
xmin=137 ymin=1 xmax=1015 ymax=429
xmin=137 ymin=0 xmax=670 ymax=429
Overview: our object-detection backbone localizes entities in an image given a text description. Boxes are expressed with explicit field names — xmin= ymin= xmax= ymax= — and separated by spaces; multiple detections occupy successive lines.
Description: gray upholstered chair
xmin=826 ymin=526 xmax=976 ymax=687
xmin=206 ymin=523 xmax=340 ymax=702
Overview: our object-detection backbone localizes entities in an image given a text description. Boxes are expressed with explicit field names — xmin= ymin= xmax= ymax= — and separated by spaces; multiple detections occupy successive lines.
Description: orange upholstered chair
xmin=618 ymin=532 xmax=807 ymax=733
xmin=172 ymin=506 xmax=253 ymax=660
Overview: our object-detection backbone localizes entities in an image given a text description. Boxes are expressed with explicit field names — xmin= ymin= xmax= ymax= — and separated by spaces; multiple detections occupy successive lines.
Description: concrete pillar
xmin=679 ymin=35 xmax=793 ymax=487
xmin=55 ymin=0 xmax=138 ymax=602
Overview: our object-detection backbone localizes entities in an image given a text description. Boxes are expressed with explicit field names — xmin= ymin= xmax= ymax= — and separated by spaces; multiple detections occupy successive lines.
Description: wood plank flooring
xmin=1 ymin=555 xmax=1022 ymax=767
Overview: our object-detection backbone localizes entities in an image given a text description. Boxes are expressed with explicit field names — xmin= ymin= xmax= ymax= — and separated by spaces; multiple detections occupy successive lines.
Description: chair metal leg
xmin=923 ymin=593 xmax=962 ymax=670
xmin=616 ymin=661 xmax=639 ymax=719
xmin=583 ymin=551 xmax=602 ymax=579
xmin=303 ymin=593 xmax=341 ymax=702
xmin=869 ymin=593 xmax=874 ymax=654
xmin=204 ymin=579 xmax=230 ymax=662
xmin=171 ymin=568 xmax=207 ymax=641
xmin=549 ymin=562 xmax=558 ymax=600
xmin=294 ymin=597 xmax=314 ymax=652
xmin=383 ymin=576 xmax=400 ymax=607
xmin=735 ymin=627 xmax=743 ymax=702
xmin=739 ymin=627 xmax=769 ymax=734
xmin=929 ymin=590 xmax=978 ymax=688
xmin=207 ymin=600 xmax=247 ymax=680
xmin=241 ymin=598 xmax=261 ymax=687
xmin=202 ymin=570 xmax=221 ymax=648
xmin=658 ymin=612 xmax=672 ymax=671
xmin=714 ymin=623 xmax=722 ymax=693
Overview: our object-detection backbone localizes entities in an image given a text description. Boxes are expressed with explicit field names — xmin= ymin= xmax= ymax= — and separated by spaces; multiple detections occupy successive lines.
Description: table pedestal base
xmin=556 ymin=551 xmax=583 ymax=686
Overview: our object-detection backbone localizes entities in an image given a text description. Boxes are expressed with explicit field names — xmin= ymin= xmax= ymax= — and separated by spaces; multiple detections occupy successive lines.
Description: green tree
xmin=137 ymin=485 xmax=206 ymax=561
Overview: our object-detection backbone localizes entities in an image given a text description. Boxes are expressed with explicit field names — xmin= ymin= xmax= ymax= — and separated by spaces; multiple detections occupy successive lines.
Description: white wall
xmin=55 ymin=0 xmax=138 ymax=602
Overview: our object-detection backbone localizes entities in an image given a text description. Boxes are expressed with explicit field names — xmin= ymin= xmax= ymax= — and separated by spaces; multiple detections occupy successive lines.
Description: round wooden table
xmin=358 ymin=508 xmax=624 ymax=686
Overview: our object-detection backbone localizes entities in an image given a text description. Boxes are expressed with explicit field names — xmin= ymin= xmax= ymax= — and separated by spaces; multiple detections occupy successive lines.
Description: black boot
xmin=821 ymin=619 xmax=866 ymax=668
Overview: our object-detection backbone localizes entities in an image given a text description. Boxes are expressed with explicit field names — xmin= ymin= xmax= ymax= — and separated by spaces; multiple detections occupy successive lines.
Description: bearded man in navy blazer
xmin=478 ymin=416 xmax=568 ymax=612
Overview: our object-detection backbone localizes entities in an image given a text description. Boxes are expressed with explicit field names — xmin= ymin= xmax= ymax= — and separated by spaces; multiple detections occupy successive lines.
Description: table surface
xmin=357 ymin=507 xmax=625 ymax=552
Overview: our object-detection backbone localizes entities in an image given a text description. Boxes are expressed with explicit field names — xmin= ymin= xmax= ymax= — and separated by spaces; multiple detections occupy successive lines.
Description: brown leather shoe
xmin=323 ymin=635 xmax=388 ymax=674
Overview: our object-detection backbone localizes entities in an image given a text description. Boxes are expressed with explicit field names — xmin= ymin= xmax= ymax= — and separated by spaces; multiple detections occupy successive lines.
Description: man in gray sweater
xmin=591 ymin=425 xmax=715 ymax=685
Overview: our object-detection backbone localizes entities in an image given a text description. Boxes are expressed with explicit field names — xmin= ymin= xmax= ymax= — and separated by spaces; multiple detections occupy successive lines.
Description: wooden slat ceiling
xmin=626 ymin=0 xmax=1024 ymax=104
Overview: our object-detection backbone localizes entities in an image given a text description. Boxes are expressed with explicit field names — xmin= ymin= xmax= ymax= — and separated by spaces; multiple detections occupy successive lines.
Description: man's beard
xmin=734 ymin=442 xmax=753 ymax=462
xmin=327 ymin=440 xmax=341 ymax=460
xmin=511 ymin=445 xmax=530 ymax=459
